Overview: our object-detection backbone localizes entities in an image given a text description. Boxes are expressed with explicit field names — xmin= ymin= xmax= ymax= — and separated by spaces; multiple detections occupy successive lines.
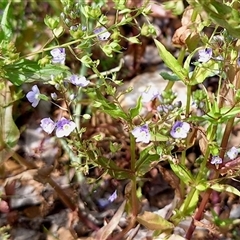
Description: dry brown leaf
xmin=172 ymin=6 xmax=200 ymax=46
xmin=95 ymin=200 xmax=126 ymax=240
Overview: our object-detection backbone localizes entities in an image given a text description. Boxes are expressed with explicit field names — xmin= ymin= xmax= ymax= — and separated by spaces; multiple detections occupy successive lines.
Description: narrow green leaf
xmin=0 ymin=2 xmax=12 ymax=40
xmin=3 ymin=60 xmax=70 ymax=86
xmin=211 ymin=183 xmax=240 ymax=197
xmin=0 ymin=83 xmax=20 ymax=160
xmin=170 ymin=162 xmax=193 ymax=185
xmin=154 ymin=39 xmax=188 ymax=82
xmin=160 ymin=72 xmax=179 ymax=82
xmin=130 ymin=96 xmax=142 ymax=119
xmin=101 ymin=109 xmax=128 ymax=120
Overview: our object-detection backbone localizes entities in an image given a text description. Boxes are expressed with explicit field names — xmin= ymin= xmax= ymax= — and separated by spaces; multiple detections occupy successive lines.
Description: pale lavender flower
xmin=170 ymin=121 xmax=190 ymax=139
xmin=142 ymin=87 xmax=160 ymax=103
xmin=50 ymin=48 xmax=66 ymax=64
xmin=108 ymin=190 xmax=117 ymax=202
xmin=198 ymin=48 xmax=212 ymax=63
xmin=26 ymin=85 xmax=41 ymax=107
xmin=40 ymin=117 xmax=56 ymax=134
xmin=211 ymin=156 xmax=222 ymax=165
xmin=94 ymin=27 xmax=111 ymax=41
xmin=132 ymin=124 xmax=151 ymax=143
xmin=55 ymin=117 xmax=76 ymax=138
xmin=51 ymin=92 xmax=58 ymax=100
xmin=227 ymin=147 xmax=239 ymax=160
xmin=69 ymin=75 xmax=90 ymax=87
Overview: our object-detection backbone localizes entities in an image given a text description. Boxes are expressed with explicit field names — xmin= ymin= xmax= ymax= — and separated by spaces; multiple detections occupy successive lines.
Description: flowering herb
xmin=55 ymin=117 xmax=76 ymax=138
xmin=26 ymin=85 xmax=41 ymax=107
xmin=211 ymin=156 xmax=222 ymax=165
xmin=40 ymin=117 xmax=56 ymax=134
xmin=131 ymin=124 xmax=151 ymax=143
xmin=198 ymin=48 xmax=212 ymax=63
xmin=226 ymin=147 xmax=239 ymax=160
xmin=50 ymin=48 xmax=66 ymax=64
xmin=69 ymin=75 xmax=90 ymax=87
xmin=93 ymin=27 xmax=111 ymax=41
xmin=170 ymin=121 xmax=190 ymax=139
xmin=141 ymin=87 xmax=160 ymax=103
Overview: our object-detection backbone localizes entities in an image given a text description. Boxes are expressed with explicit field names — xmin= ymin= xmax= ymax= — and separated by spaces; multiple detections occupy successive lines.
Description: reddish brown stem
xmin=185 ymin=189 xmax=212 ymax=239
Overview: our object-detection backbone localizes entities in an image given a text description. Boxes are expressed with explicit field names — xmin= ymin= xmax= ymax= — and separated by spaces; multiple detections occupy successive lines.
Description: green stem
xmin=129 ymin=133 xmax=138 ymax=217
xmin=185 ymin=85 xmax=191 ymax=117
xmin=179 ymin=151 xmax=186 ymax=198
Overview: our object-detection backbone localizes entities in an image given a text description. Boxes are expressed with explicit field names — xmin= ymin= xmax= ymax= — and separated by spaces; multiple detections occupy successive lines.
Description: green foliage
xmin=135 ymin=146 xmax=160 ymax=177
xmin=0 ymin=82 xmax=20 ymax=160
xmin=3 ymin=60 xmax=70 ymax=86
xmin=2 ymin=0 xmax=240 ymax=239
xmin=0 ymin=2 xmax=12 ymax=41
xmin=154 ymin=39 xmax=188 ymax=82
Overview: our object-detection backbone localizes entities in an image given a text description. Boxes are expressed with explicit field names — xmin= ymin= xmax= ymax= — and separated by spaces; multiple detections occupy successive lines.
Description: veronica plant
xmin=3 ymin=0 xmax=240 ymax=239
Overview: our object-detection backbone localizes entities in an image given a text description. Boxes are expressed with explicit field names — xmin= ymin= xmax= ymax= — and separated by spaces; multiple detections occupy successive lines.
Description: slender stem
xmin=179 ymin=151 xmax=186 ymax=199
xmin=184 ymin=123 xmax=216 ymax=239
xmin=129 ymin=133 xmax=138 ymax=217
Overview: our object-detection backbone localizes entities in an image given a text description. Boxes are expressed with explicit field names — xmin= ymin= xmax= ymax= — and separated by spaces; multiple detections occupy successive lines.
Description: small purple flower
xmin=211 ymin=156 xmax=222 ymax=165
xmin=142 ymin=87 xmax=160 ymax=103
xmin=40 ymin=117 xmax=56 ymax=134
xmin=170 ymin=121 xmax=190 ymax=139
xmin=26 ymin=85 xmax=41 ymax=107
xmin=50 ymin=48 xmax=66 ymax=64
xmin=94 ymin=27 xmax=111 ymax=41
xmin=69 ymin=75 xmax=90 ymax=87
xmin=132 ymin=124 xmax=151 ymax=143
xmin=108 ymin=190 xmax=117 ymax=202
xmin=226 ymin=147 xmax=239 ymax=160
xmin=55 ymin=117 xmax=76 ymax=138
xmin=198 ymin=48 xmax=212 ymax=63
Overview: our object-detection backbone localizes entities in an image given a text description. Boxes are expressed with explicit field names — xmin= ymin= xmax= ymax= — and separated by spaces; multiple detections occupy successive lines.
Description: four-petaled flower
xmin=227 ymin=146 xmax=239 ymax=160
xmin=40 ymin=118 xmax=56 ymax=134
xmin=211 ymin=156 xmax=222 ymax=165
xmin=69 ymin=75 xmax=90 ymax=87
xmin=142 ymin=87 xmax=160 ymax=103
xmin=55 ymin=117 xmax=76 ymax=138
xmin=50 ymin=48 xmax=66 ymax=64
xmin=132 ymin=124 xmax=151 ymax=143
xmin=170 ymin=121 xmax=190 ymax=139
xmin=93 ymin=27 xmax=111 ymax=41
xmin=198 ymin=48 xmax=212 ymax=63
xmin=26 ymin=85 xmax=41 ymax=107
